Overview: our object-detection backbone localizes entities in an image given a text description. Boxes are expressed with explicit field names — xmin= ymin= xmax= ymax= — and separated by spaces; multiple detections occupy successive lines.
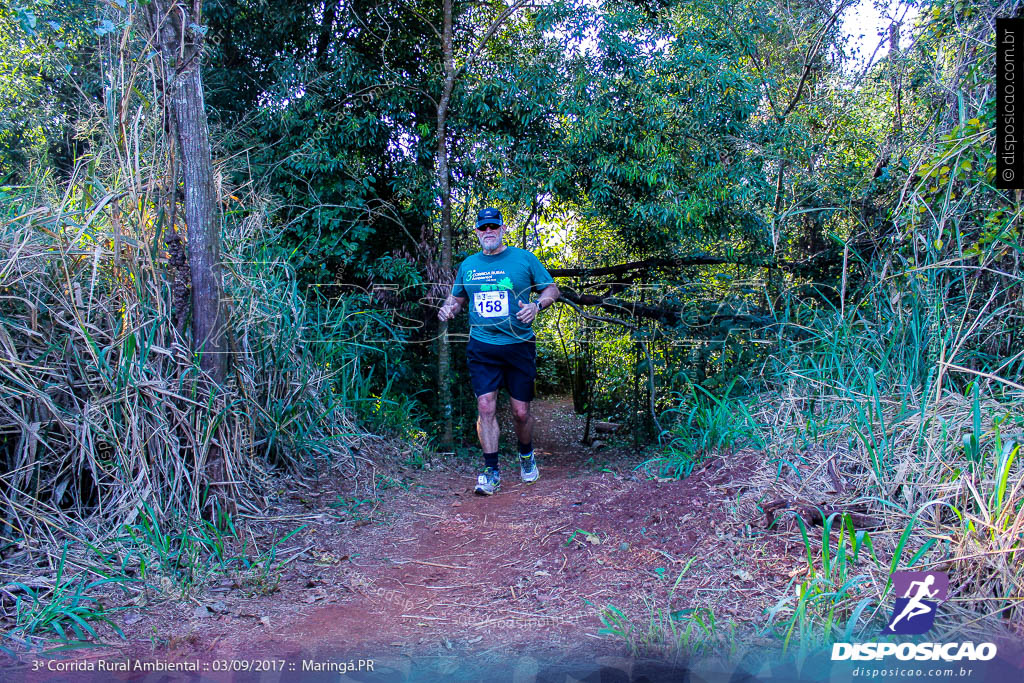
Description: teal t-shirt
xmin=451 ymin=246 xmax=554 ymax=345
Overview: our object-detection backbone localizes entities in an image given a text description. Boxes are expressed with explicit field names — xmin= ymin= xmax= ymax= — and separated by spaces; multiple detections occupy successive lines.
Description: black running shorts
xmin=466 ymin=338 xmax=536 ymax=402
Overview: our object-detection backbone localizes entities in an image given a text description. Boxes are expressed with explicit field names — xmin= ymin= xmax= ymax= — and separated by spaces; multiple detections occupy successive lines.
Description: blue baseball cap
xmin=475 ymin=207 xmax=503 ymax=228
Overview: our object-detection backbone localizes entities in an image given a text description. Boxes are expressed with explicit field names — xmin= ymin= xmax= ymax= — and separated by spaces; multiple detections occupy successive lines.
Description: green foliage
xmin=118 ymin=504 xmax=237 ymax=585
xmin=760 ymin=0 xmax=1024 ymax=637
xmin=639 ymin=381 xmax=764 ymax=479
xmin=330 ymin=496 xmax=373 ymax=523
xmin=764 ymin=513 xmax=882 ymax=655
xmin=563 ymin=528 xmax=600 ymax=547
xmin=4 ymin=544 xmax=131 ymax=649
xmin=353 ymin=376 xmax=428 ymax=441
xmin=101 ymin=504 xmax=305 ymax=595
xmin=374 ymin=474 xmax=409 ymax=491
xmin=0 ymin=163 xmax=399 ymax=527
xmin=556 ymin=1 xmax=770 ymax=250
xmin=0 ymin=0 xmax=96 ymax=178
xmin=595 ymin=557 xmax=736 ymax=659
xmin=2 ymin=0 xmax=1021 ymax=657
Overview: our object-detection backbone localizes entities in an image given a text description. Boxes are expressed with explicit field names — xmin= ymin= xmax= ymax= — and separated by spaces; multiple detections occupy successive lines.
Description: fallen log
xmin=762 ymin=499 xmax=882 ymax=530
xmin=594 ymin=421 xmax=622 ymax=434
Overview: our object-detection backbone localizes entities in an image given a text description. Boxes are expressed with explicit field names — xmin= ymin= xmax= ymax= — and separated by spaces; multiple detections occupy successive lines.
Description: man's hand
xmin=516 ymin=300 xmax=541 ymax=324
xmin=438 ymin=297 xmax=462 ymax=322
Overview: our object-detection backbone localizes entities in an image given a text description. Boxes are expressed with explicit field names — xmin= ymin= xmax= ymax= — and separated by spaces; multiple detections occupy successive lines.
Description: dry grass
xmin=745 ymin=0 xmax=1024 ymax=645
xmin=0 ymin=7 xmax=423 ymax=652
xmin=0 ymin=5 xmax=378 ymax=554
xmin=755 ymin=203 xmax=1023 ymax=643
xmin=755 ymin=380 xmax=1023 ymax=634
xmin=0 ymin=105 xmax=395 ymax=653
xmin=0 ymin=166 xmax=374 ymax=541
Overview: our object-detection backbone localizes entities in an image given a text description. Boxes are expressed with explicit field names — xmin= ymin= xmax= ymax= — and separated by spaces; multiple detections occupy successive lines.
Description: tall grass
xmin=763 ymin=213 xmax=1023 ymax=637
xmin=0 ymin=166 xmax=382 ymax=541
xmin=595 ymin=558 xmax=737 ymax=662
xmin=0 ymin=8 xmax=416 ymax=650
xmin=2 ymin=543 xmax=131 ymax=651
xmin=760 ymin=250 xmax=1023 ymax=646
xmin=640 ymin=379 xmax=764 ymax=480
xmin=761 ymin=150 xmax=1022 ymax=650
xmin=751 ymin=0 xmax=1024 ymax=646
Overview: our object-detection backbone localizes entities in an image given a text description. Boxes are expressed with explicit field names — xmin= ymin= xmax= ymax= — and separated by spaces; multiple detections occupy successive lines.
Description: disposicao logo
xmin=830 ymin=641 xmax=997 ymax=662
xmin=831 ymin=571 xmax=998 ymax=662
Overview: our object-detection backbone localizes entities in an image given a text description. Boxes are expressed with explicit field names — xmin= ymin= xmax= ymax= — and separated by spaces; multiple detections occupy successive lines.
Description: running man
xmin=887 ymin=574 xmax=939 ymax=631
xmin=437 ymin=207 xmax=560 ymax=495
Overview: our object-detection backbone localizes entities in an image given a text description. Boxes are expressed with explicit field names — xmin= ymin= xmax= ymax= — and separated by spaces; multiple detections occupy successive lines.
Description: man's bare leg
xmin=510 ymin=397 xmax=539 ymax=481
xmin=474 ymin=391 xmax=502 ymax=494
xmin=510 ymin=398 xmax=533 ymax=446
xmin=476 ymin=391 xmax=499 ymax=454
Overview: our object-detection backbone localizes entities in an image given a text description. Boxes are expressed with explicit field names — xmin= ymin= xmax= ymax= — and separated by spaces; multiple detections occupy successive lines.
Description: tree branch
xmin=559 ymin=288 xmax=806 ymax=339
xmin=455 ymin=0 xmax=536 ymax=80
xmin=780 ymin=1 xmax=852 ymax=120
xmin=560 ymin=287 xmax=682 ymax=325
xmin=557 ymin=297 xmax=637 ymax=330
xmin=549 ymin=254 xmax=776 ymax=278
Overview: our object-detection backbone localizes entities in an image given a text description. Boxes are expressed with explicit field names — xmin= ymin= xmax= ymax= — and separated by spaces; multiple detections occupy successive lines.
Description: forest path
xmin=204 ymin=397 xmax=796 ymax=668
xmin=25 ymin=398 xmax=798 ymax=680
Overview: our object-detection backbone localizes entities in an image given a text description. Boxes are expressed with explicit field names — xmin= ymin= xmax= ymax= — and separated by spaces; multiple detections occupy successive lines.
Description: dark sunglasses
xmin=476 ymin=224 xmax=502 ymax=232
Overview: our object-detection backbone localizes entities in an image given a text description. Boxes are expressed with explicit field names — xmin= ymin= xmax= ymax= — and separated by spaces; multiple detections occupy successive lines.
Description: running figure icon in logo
xmin=883 ymin=571 xmax=949 ymax=635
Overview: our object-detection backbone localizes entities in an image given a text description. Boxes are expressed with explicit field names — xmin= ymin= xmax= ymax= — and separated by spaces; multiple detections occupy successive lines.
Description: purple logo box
xmin=883 ymin=571 xmax=949 ymax=635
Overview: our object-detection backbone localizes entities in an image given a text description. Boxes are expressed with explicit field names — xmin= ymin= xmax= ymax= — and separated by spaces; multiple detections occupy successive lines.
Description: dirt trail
xmin=12 ymin=398 xmax=801 ymax=680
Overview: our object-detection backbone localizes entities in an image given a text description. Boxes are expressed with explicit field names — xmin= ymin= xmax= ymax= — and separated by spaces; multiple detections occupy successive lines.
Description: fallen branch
xmin=762 ymin=499 xmax=882 ymax=530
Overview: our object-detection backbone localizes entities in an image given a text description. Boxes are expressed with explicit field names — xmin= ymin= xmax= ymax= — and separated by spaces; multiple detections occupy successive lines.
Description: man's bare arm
xmin=537 ymin=284 xmax=560 ymax=310
xmin=438 ymin=294 xmax=468 ymax=322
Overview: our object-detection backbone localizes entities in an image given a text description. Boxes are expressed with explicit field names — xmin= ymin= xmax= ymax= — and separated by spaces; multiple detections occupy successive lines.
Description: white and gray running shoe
xmin=475 ymin=467 xmax=501 ymax=495
xmin=519 ymin=452 xmax=539 ymax=483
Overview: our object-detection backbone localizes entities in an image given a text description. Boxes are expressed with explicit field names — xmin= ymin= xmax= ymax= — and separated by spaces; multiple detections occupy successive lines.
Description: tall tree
xmin=147 ymin=0 xmax=229 ymax=514
xmin=146 ymin=0 xmax=228 ymax=386
xmin=436 ymin=0 xmax=457 ymax=450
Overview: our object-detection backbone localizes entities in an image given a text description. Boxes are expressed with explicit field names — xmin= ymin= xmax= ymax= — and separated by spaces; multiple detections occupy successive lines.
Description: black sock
xmin=484 ymin=452 xmax=499 ymax=470
xmin=518 ymin=441 xmax=533 ymax=456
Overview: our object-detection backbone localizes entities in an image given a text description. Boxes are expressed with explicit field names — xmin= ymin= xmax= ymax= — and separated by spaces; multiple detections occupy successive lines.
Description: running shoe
xmin=475 ymin=467 xmax=501 ymax=495
xmin=519 ymin=452 xmax=539 ymax=483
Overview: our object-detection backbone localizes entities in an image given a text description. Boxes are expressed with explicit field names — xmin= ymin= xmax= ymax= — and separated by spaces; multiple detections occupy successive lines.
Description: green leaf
xmin=95 ymin=19 xmax=116 ymax=37
xmin=17 ymin=9 xmax=38 ymax=35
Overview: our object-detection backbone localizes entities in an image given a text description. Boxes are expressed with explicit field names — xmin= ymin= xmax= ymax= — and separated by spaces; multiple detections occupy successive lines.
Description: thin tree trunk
xmin=147 ymin=0 xmax=227 ymax=386
xmin=580 ymin=322 xmax=593 ymax=446
xmin=436 ymin=0 xmax=456 ymax=451
xmin=432 ymin=0 xmax=530 ymax=450
xmin=633 ymin=341 xmax=640 ymax=449
xmin=176 ymin=65 xmax=227 ymax=384
xmin=643 ymin=336 xmax=660 ymax=435
xmin=147 ymin=0 xmax=229 ymax=514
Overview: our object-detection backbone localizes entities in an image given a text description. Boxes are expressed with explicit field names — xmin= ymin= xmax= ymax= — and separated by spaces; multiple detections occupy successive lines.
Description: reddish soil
xmin=6 ymin=397 xmax=806 ymax=680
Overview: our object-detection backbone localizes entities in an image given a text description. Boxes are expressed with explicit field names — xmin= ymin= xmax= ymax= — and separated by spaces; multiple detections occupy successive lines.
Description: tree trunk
xmin=436 ymin=0 xmax=456 ymax=451
xmin=147 ymin=0 xmax=229 ymax=514
xmin=147 ymin=0 xmax=228 ymax=386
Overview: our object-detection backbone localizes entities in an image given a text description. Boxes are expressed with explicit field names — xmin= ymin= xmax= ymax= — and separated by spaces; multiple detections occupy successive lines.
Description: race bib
xmin=473 ymin=290 xmax=509 ymax=318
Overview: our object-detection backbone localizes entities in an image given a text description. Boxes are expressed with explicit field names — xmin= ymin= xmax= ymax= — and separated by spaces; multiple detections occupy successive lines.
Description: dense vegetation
xmin=0 ymin=0 xmax=1020 ymax=658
